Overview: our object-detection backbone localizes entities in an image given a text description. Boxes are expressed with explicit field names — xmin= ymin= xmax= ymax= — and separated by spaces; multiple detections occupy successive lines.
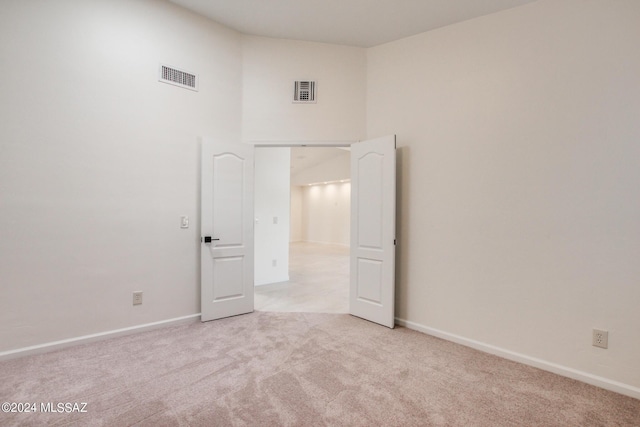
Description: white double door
xmin=201 ymin=135 xmax=396 ymax=328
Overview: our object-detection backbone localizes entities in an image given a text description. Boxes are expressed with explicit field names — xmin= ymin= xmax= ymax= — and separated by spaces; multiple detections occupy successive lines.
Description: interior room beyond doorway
xmin=254 ymin=241 xmax=349 ymax=312
xmin=254 ymin=146 xmax=351 ymax=313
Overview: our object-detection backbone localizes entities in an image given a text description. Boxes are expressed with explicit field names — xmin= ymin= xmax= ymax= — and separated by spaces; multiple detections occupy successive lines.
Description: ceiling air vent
xmin=158 ymin=64 xmax=198 ymax=91
xmin=293 ymin=81 xmax=316 ymax=103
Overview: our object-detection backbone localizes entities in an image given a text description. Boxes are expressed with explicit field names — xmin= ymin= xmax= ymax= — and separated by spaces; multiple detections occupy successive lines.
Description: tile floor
xmin=254 ymin=242 xmax=349 ymax=313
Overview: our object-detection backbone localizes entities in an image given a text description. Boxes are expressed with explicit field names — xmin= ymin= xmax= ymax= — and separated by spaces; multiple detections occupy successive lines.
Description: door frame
xmin=250 ymin=140 xmax=356 ymax=148
xmin=202 ymin=138 xmax=397 ymax=324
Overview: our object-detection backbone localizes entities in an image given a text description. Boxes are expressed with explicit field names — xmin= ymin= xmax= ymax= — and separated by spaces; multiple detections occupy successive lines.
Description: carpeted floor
xmin=1 ymin=312 xmax=639 ymax=426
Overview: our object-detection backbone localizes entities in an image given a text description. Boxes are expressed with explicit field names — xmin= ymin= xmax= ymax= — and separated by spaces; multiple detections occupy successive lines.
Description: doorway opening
xmin=201 ymin=135 xmax=395 ymax=326
xmin=254 ymin=146 xmax=351 ymax=313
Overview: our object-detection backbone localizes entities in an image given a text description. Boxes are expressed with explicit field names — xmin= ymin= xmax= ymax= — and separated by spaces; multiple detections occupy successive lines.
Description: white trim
xmin=249 ymin=140 xmax=356 ymax=147
xmin=302 ymin=240 xmax=350 ymax=247
xmin=0 ymin=314 xmax=201 ymax=361
xmin=395 ymin=317 xmax=640 ymax=400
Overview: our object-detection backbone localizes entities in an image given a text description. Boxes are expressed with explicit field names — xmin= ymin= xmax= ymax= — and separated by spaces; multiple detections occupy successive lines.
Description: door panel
xmin=357 ymin=153 xmax=384 ymax=249
xmin=201 ymin=139 xmax=254 ymax=322
xmin=356 ymin=258 xmax=383 ymax=304
xmin=212 ymin=256 xmax=245 ymax=300
xmin=350 ymin=135 xmax=396 ymax=328
xmin=212 ymin=153 xmax=244 ymax=246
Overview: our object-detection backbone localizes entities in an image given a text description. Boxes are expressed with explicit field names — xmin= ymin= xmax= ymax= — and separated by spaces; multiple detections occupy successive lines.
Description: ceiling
xmin=289 ymin=147 xmax=347 ymax=177
xmin=169 ymin=1 xmax=537 ymax=174
xmin=169 ymin=0 xmax=537 ymax=47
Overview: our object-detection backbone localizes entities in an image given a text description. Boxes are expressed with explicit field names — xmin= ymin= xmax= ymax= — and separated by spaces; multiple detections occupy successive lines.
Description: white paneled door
xmin=201 ymin=140 xmax=254 ymax=322
xmin=349 ymin=135 xmax=396 ymax=328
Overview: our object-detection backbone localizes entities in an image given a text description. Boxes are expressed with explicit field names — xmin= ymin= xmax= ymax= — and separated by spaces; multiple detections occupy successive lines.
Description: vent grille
xmin=158 ymin=64 xmax=198 ymax=91
xmin=294 ymin=81 xmax=316 ymax=103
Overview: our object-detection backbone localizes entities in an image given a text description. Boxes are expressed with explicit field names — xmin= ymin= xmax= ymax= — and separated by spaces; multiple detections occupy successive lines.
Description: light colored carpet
xmin=1 ymin=312 xmax=639 ymax=426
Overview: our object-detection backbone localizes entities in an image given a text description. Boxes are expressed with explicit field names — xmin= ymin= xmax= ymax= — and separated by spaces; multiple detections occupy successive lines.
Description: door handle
xmin=202 ymin=236 xmax=220 ymax=243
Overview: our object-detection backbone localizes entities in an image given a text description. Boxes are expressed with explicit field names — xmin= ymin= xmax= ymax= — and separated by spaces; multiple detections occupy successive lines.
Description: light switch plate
xmin=180 ymin=216 xmax=189 ymax=228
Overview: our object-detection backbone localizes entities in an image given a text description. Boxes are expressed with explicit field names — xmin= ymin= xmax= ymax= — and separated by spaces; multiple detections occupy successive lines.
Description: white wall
xmin=0 ymin=0 xmax=242 ymax=352
xmin=290 ymin=186 xmax=303 ymax=242
xmin=242 ymin=36 xmax=366 ymax=142
xmin=367 ymin=0 xmax=640 ymax=391
xmin=301 ymin=183 xmax=351 ymax=246
xmin=254 ymin=148 xmax=290 ymax=285
xmin=291 ymin=151 xmax=351 ymax=246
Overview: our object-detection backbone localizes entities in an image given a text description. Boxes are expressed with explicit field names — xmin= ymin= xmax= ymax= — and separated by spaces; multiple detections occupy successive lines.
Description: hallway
xmin=254 ymin=242 xmax=349 ymax=313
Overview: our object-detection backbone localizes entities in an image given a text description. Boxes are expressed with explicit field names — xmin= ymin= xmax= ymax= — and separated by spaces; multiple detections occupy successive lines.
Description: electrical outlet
xmin=592 ymin=329 xmax=608 ymax=349
xmin=133 ymin=291 xmax=143 ymax=306
xmin=272 ymin=259 xmax=277 ymax=267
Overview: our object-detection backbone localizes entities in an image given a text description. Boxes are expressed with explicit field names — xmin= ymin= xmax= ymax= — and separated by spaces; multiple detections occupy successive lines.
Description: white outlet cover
xmin=181 ymin=216 xmax=189 ymax=228
xmin=133 ymin=292 xmax=143 ymax=306
xmin=593 ymin=329 xmax=608 ymax=349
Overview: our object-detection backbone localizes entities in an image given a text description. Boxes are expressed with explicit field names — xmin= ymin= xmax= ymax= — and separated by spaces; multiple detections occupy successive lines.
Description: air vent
xmin=158 ymin=64 xmax=198 ymax=91
xmin=293 ymin=81 xmax=316 ymax=103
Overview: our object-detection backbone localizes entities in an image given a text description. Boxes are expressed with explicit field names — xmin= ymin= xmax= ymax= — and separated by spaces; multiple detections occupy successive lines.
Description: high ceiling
xmin=169 ymin=0 xmax=538 ymax=47
xmin=168 ymin=1 xmax=538 ymax=175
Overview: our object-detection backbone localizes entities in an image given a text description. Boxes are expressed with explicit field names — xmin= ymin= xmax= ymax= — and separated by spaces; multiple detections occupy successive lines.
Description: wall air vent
xmin=158 ymin=64 xmax=198 ymax=91
xmin=293 ymin=81 xmax=316 ymax=103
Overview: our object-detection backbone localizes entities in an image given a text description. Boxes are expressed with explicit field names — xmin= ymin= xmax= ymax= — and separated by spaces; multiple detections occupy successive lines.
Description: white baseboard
xmin=255 ymin=275 xmax=290 ymax=287
xmin=0 ymin=314 xmax=201 ymax=361
xmin=395 ymin=317 xmax=640 ymax=400
xmin=301 ymin=240 xmax=350 ymax=247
